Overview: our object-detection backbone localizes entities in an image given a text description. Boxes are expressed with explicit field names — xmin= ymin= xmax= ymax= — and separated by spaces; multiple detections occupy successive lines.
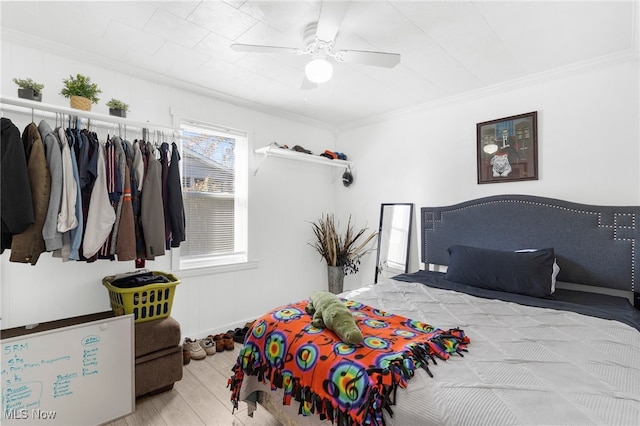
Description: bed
xmin=230 ymin=194 xmax=640 ymax=425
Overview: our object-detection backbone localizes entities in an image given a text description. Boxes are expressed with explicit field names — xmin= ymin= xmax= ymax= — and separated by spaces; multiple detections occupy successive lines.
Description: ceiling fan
xmin=230 ymin=0 xmax=401 ymax=89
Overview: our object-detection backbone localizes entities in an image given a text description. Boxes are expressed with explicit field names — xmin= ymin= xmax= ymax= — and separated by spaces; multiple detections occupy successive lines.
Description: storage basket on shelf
xmin=102 ymin=271 xmax=180 ymax=323
xmin=70 ymin=95 xmax=92 ymax=111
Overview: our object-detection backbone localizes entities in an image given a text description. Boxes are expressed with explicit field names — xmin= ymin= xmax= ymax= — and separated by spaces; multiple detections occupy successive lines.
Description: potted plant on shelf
xmin=106 ymin=98 xmax=129 ymax=118
xmin=310 ymin=214 xmax=377 ymax=294
xmin=60 ymin=73 xmax=101 ymax=111
xmin=13 ymin=78 xmax=44 ymax=102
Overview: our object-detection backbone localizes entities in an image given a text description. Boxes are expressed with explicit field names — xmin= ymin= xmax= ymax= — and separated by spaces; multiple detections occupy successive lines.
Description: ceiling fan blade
xmin=301 ymin=75 xmax=318 ymax=90
xmin=231 ymin=43 xmax=302 ymax=55
xmin=315 ymin=0 xmax=352 ymax=42
xmin=335 ymin=50 xmax=401 ymax=68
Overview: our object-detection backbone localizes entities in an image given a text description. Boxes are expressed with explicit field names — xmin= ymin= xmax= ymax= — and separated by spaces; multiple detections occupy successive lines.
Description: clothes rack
xmin=1 ymin=95 xmax=186 ymax=265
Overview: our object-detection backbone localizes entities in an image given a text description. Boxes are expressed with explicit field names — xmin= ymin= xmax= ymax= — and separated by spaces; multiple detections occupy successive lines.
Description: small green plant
xmin=106 ymin=98 xmax=129 ymax=111
xmin=60 ymin=74 xmax=101 ymax=104
xmin=13 ymin=78 xmax=44 ymax=94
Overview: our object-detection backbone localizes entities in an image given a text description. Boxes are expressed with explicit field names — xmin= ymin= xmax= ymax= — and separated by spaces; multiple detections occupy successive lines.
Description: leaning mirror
xmin=375 ymin=203 xmax=414 ymax=283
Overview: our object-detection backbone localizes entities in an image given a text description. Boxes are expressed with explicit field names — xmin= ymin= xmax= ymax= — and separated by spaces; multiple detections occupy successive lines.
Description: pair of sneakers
xmin=199 ymin=337 xmax=217 ymax=356
xmin=183 ymin=337 xmax=216 ymax=363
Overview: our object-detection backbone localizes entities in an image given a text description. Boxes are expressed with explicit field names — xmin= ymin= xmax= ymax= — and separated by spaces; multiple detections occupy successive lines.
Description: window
xmin=179 ymin=121 xmax=248 ymax=269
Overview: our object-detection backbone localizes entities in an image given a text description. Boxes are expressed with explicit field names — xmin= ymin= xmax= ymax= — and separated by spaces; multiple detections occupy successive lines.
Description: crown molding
xmin=338 ymin=49 xmax=639 ymax=132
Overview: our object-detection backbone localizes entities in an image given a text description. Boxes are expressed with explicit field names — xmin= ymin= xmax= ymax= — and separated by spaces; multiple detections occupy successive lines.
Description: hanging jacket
xmin=140 ymin=142 xmax=165 ymax=260
xmin=48 ymin=130 xmax=69 ymax=260
xmin=106 ymin=136 xmax=134 ymax=260
xmin=95 ymin=138 xmax=118 ymax=259
xmin=125 ymin=140 xmax=145 ymax=260
xmin=77 ymin=130 xmax=98 ymax=260
xmin=108 ymin=136 xmax=126 ymax=256
xmin=39 ymin=120 xmax=63 ymax=251
xmin=83 ymin=141 xmax=116 ymax=258
xmin=1 ymin=118 xmax=34 ymax=252
xmin=78 ymin=129 xmax=97 ymax=192
xmin=66 ymin=128 xmax=84 ymax=261
xmin=56 ymin=127 xmax=78 ymax=233
xmin=167 ymin=142 xmax=186 ymax=248
xmin=160 ymin=142 xmax=171 ymax=248
xmin=9 ymin=122 xmax=49 ymax=264
xmin=133 ymin=140 xmax=144 ymax=191
xmin=115 ymin=164 xmax=136 ymax=261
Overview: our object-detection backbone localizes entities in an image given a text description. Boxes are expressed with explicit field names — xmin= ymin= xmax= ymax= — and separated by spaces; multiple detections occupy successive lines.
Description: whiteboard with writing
xmin=1 ymin=314 xmax=134 ymax=425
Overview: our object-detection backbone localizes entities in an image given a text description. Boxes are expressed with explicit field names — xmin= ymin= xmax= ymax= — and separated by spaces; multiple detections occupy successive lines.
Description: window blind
xmin=180 ymin=125 xmax=237 ymax=258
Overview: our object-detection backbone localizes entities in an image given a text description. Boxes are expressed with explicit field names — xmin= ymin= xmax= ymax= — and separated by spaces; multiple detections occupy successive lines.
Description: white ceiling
xmin=1 ymin=1 xmax=637 ymax=127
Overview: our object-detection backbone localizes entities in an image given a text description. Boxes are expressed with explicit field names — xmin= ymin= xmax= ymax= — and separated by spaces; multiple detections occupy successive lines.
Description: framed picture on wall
xmin=476 ymin=111 xmax=538 ymax=184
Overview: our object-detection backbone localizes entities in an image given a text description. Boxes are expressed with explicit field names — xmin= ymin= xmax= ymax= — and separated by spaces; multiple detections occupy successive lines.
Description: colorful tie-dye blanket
xmin=228 ymin=298 xmax=470 ymax=425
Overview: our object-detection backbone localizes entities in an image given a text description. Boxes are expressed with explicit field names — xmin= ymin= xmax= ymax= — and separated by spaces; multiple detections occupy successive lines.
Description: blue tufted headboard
xmin=421 ymin=195 xmax=640 ymax=306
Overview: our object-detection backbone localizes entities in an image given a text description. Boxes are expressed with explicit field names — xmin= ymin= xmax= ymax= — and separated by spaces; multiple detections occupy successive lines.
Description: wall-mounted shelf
xmin=254 ymin=145 xmax=352 ymax=175
xmin=0 ymin=95 xmax=176 ymax=134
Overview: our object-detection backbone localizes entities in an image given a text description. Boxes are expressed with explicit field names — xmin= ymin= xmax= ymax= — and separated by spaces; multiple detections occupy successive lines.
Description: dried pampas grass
xmin=310 ymin=214 xmax=377 ymax=275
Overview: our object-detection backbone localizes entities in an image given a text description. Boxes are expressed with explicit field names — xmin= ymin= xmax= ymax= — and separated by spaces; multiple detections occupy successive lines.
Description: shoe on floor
xmin=231 ymin=327 xmax=247 ymax=343
xmin=199 ymin=337 xmax=216 ymax=355
xmin=183 ymin=345 xmax=191 ymax=365
xmin=210 ymin=334 xmax=225 ymax=352
xmin=184 ymin=337 xmax=206 ymax=360
xmin=223 ymin=333 xmax=235 ymax=351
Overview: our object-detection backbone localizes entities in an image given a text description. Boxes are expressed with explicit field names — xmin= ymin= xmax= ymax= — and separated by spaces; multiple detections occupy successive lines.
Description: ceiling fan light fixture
xmin=305 ymin=57 xmax=333 ymax=83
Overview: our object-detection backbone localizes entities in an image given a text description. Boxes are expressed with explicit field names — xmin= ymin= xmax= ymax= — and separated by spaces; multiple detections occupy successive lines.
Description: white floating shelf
xmin=0 ymin=95 xmax=175 ymax=133
xmin=254 ymin=145 xmax=352 ymax=175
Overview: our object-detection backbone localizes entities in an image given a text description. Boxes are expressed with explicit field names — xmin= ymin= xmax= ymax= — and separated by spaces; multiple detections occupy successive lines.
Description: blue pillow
xmin=445 ymin=245 xmax=556 ymax=298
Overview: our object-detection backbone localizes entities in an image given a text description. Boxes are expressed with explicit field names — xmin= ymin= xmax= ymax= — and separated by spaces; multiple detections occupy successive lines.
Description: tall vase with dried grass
xmin=310 ymin=214 xmax=377 ymax=294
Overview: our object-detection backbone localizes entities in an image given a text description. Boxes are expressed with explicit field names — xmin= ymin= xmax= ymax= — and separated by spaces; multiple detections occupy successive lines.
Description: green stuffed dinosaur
xmin=305 ymin=291 xmax=364 ymax=345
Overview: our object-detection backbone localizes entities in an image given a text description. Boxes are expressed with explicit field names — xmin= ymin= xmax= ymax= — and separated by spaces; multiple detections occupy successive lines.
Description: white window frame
xmin=175 ymin=119 xmax=249 ymax=272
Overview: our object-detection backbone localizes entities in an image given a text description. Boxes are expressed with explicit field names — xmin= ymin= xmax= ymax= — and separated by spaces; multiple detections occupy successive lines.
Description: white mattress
xmin=239 ymin=279 xmax=640 ymax=425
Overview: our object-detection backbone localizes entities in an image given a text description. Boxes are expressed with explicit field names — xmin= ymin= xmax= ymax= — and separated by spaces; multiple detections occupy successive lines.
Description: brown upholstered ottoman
xmin=134 ymin=316 xmax=183 ymax=397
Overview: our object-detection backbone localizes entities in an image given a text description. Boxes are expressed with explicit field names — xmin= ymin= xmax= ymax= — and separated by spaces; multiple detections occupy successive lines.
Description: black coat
xmin=167 ymin=142 xmax=185 ymax=248
xmin=1 ymin=118 xmax=34 ymax=253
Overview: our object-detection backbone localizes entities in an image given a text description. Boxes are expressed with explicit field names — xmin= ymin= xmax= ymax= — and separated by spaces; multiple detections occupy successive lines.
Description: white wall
xmin=336 ymin=55 xmax=640 ymax=282
xmin=2 ymin=40 xmax=638 ymax=338
xmin=1 ymin=41 xmax=339 ymax=337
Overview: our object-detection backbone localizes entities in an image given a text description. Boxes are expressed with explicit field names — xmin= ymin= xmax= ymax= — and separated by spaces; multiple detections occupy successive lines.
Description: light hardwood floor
xmin=105 ymin=344 xmax=281 ymax=426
